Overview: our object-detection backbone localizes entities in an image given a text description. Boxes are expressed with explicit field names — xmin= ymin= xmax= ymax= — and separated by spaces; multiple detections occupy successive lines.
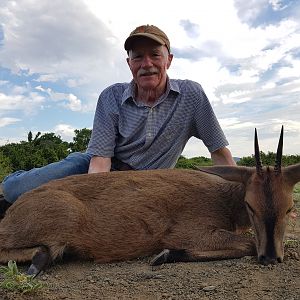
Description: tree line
xmin=0 ymin=129 xmax=91 ymax=181
xmin=1 ymin=129 xmax=300 ymax=181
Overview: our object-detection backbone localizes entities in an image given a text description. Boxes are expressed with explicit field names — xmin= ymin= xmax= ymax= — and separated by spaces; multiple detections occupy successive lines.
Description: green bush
xmin=237 ymin=151 xmax=300 ymax=167
xmin=175 ymin=156 xmax=213 ymax=169
xmin=0 ymin=151 xmax=12 ymax=182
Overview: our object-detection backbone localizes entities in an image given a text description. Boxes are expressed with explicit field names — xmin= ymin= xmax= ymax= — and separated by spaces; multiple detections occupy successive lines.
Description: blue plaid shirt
xmin=87 ymin=78 xmax=228 ymax=169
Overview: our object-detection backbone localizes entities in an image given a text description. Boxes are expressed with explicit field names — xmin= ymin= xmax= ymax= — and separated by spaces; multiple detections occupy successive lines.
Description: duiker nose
xmin=258 ymin=255 xmax=282 ymax=265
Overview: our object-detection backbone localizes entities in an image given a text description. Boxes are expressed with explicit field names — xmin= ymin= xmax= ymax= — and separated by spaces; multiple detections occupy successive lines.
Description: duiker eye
xmin=245 ymin=202 xmax=254 ymax=215
xmin=286 ymin=206 xmax=294 ymax=214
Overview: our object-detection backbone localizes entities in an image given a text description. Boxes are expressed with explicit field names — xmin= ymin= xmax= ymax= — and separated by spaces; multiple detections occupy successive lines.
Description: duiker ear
xmin=195 ymin=166 xmax=254 ymax=184
xmin=282 ymin=163 xmax=300 ymax=187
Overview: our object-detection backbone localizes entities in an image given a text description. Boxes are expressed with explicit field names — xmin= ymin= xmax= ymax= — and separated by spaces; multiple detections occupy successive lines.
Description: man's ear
xmin=126 ymin=57 xmax=134 ymax=73
xmin=167 ymin=54 xmax=173 ymax=69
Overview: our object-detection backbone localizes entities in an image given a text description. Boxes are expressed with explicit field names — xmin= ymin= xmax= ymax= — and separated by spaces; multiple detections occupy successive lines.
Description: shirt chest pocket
xmin=158 ymin=122 xmax=185 ymax=142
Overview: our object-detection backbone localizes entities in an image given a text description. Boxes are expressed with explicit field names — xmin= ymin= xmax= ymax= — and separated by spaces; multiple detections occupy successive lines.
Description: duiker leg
xmin=0 ymin=245 xmax=51 ymax=272
xmin=27 ymin=246 xmax=52 ymax=276
xmin=151 ymin=248 xmax=255 ymax=265
xmin=0 ymin=244 xmax=66 ymax=275
xmin=154 ymin=228 xmax=256 ymax=265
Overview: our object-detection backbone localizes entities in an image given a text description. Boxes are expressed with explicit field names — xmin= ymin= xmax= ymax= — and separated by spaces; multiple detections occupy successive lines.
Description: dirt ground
xmin=0 ymin=192 xmax=299 ymax=300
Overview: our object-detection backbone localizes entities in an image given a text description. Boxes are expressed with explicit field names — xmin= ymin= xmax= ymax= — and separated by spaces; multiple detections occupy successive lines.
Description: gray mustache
xmin=138 ymin=68 xmax=159 ymax=76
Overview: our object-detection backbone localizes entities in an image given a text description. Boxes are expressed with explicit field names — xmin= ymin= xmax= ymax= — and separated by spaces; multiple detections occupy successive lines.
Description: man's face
xmin=127 ymin=38 xmax=173 ymax=92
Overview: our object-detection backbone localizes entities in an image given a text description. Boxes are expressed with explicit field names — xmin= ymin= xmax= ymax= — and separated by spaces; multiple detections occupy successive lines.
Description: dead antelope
xmin=0 ymin=127 xmax=299 ymax=275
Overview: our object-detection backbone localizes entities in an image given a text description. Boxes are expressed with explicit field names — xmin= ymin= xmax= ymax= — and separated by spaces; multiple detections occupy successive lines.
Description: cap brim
xmin=124 ymin=33 xmax=165 ymax=51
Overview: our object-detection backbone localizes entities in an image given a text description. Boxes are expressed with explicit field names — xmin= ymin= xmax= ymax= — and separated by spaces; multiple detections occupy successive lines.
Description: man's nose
xmin=141 ymin=55 xmax=153 ymax=67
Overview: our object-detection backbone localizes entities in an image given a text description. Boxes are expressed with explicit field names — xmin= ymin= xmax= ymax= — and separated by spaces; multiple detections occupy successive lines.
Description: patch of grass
xmin=0 ymin=261 xmax=43 ymax=294
xmin=294 ymin=183 xmax=300 ymax=195
xmin=285 ymin=239 xmax=300 ymax=248
xmin=293 ymin=183 xmax=300 ymax=207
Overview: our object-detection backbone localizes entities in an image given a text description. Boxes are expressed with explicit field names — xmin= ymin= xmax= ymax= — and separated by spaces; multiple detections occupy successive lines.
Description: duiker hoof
xmin=27 ymin=264 xmax=41 ymax=276
xmin=150 ymin=249 xmax=171 ymax=266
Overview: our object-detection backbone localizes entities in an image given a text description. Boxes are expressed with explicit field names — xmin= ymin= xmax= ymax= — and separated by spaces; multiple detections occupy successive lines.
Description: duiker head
xmin=244 ymin=126 xmax=296 ymax=264
xmin=200 ymin=127 xmax=300 ymax=265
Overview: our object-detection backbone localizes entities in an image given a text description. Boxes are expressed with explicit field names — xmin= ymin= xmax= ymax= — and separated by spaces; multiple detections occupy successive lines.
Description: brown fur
xmin=0 ymin=164 xmax=299 ymax=271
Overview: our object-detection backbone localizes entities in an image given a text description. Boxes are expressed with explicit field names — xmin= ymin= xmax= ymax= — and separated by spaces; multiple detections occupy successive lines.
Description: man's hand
xmin=211 ymin=147 xmax=236 ymax=166
xmin=88 ymin=156 xmax=111 ymax=173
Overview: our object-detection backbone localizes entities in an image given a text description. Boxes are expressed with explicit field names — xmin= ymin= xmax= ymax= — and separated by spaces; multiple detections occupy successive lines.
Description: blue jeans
xmin=1 ymin=152 xmax=93 ymax=204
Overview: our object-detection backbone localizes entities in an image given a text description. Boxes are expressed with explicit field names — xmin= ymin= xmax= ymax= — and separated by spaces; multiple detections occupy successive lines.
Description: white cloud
xmin=0 ymin=80 xmax=9 ymax=86
xmin=234 ymin=0 xmax=268 ymax=22
xmin=271 ymin=119 xmax=300 ymax=133
xmin=0 ymin=137 xmax=22 ymax=146
xmin=34 ymin=86 xmax=88 ymax=112
xmin=0 ymin=0 xmax=125 ymax=90
xmin=35 ymin=74 xmax=60 ymax=83
xmin=0 ymin=91 xmax=45 ymax=114
xmin=65 ymin=94 xmax=82 ymax=112
xmin=269 ymin=0 xmax=288 ymax=11
xmin=219 ymin=118 xmax=256 ymax=129
xmin=277 ymin=57 xmax=300 ymax=79
xmin=53 ymin=124 xmax=78 ymax=142
xmin=0 ymin=117 xmax=21 ymax=128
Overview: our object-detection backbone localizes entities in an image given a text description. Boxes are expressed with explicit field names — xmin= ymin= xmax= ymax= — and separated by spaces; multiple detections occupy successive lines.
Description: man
xmin=0 ymin=25 xmax=235 ymax=216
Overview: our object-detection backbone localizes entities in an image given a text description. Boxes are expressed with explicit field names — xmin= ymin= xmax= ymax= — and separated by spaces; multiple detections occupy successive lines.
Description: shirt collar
xmin=121 ymin=77 xmax=180 ymax=105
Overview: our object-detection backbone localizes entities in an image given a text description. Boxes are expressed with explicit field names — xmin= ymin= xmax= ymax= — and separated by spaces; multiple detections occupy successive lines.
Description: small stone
xmin=291 ymin=251 xmax=299 ymax=260
xmin=202 ymin=285 xmax=217 ymax=291
xmin=242 ymin=256 xmax=253 ymax=261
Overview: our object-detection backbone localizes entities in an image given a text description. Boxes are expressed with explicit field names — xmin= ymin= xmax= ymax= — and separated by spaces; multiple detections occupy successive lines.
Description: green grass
xmin=285 ymin=239 xmax=300 ymax=248
xmin=293 ymin=183 xmax=300 ymax=205
xmin=294 ymin=183 xmax=300 ymax=194
xmin=0 ymin=261 xmax=43 ymax=294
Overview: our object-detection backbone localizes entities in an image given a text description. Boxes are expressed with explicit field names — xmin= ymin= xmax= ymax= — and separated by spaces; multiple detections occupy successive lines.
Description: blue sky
xmin=0 ymin=0 xmax=300 ymax=158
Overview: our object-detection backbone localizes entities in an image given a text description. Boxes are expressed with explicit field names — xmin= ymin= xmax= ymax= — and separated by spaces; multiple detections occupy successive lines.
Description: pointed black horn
xmin=274 ymin=125 xmax=284 ymax=174
xmin=254 ymin=128 xmax=263 ymax=175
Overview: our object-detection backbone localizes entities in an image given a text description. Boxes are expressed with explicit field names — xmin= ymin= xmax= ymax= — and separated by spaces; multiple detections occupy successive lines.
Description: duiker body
xmin=0 ymin=128 xmax=299 ymax=275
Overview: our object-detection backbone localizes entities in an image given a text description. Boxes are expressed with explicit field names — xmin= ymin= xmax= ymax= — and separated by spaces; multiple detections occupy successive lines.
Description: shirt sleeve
xmin=86 ymin=87 xmax=119 ymax=157
xmin=192 ymin=84 xmax=229 ymax=153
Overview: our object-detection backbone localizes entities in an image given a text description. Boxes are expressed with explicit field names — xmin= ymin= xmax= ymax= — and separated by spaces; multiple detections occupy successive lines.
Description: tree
xmin=175 ymin=156 xmax=213 ymax=169
xmin=27 ymin=131 xmax=33 ymax=143
xmin=0 ymin=150 xmax=12 ymax=182
xmin=69 ymin=128 xmax=92 ymax=153
xmin=0 ymin=132 xmax=69 ymax=171
xmin=237 ymin=151 xmax=300 ymax=167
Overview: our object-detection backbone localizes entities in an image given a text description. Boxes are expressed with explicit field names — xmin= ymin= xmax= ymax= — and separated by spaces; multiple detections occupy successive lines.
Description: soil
xmin=0 ymin=192 xmax=299 ymax=300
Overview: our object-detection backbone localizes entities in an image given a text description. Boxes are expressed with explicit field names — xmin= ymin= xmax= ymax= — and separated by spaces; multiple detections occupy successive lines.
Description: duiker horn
xmin=254 ymin=128 xmax=263 ymax=175
xmin=274 ymin=125 xmax=284 ymax=174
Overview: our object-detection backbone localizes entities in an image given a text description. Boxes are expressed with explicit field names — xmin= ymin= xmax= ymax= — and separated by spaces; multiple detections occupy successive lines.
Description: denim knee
xmin=64 ymin=152 xmax=93 ymax=173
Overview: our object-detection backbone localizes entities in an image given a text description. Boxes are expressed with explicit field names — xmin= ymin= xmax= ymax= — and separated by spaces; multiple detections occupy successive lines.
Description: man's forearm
xmin=88 ymin=156 xmax=111 ymax=173
xmin=211 ymin=147 xmax=236 ymax=166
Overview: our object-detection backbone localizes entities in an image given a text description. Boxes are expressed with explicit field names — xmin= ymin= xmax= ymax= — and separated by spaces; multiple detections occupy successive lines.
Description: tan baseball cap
xmin=124 ymin=25 xmax=170 ymax=53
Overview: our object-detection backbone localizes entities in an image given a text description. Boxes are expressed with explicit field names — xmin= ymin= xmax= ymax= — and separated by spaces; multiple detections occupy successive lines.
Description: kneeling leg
xmin=27 ymin=246 xmax=52 ymax=276
xmin=151 ymin=229 xmax=256 ymax=266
